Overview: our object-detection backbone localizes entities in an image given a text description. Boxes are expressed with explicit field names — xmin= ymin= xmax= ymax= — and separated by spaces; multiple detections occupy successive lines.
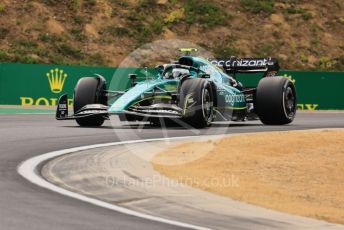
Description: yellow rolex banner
xmin=0 ymin=63 xmax=143 ymax=107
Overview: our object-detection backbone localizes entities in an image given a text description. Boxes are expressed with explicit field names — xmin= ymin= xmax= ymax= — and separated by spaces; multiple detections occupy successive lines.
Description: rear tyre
xmin=179 ymin=78 xmax=214 ymax=128
xmin=255 ymin=77 xmax=296 ymax=125
xmin=73 ymin=77 xmax=107 ymax=127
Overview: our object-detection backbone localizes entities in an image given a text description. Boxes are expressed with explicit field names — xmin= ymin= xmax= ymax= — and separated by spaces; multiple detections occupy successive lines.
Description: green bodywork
xmin=110 ymin=79 xmax=178 ymax=112
xmin=109 ymin=56 xmax=247 ymax=116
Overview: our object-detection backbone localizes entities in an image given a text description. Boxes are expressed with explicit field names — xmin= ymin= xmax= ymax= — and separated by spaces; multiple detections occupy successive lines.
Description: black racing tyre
xmin=73 ymin=77 xmax=107 ymax=127
xmin=255 ymin=77 xmax=296 ymax=125
xmin=179 ymin=78 xmax=214 ymax=128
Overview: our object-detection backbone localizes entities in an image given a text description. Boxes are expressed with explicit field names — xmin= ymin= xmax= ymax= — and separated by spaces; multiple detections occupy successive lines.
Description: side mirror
xmin=128 ymin=74 xmax=137 ymax=87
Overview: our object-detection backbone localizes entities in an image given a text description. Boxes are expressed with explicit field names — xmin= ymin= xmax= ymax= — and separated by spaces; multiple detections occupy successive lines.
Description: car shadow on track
xmin=61 ymin=122 xmax=264 ymax=130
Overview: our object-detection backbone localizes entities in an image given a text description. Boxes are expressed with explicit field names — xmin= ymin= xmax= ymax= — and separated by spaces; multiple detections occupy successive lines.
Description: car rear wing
xmin=209 ymin=57 xmax=280 ymax=77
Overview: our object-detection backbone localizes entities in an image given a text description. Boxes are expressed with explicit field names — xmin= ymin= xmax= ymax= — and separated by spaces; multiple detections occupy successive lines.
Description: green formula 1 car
xmin=56 ymin=49 xmax=296 ymax=128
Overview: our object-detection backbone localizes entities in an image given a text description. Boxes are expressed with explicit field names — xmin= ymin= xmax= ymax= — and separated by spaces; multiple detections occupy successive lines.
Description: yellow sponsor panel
xmin=20 ymin=97 xmax=73 ymax=106
xmin=297 ymin=104 xmax=319 ymax=110
xmin=18 ymin=68 xmax=71 ymax=107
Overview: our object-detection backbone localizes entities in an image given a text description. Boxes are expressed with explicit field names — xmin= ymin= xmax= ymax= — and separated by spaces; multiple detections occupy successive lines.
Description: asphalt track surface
xmin=1 ymin=112 xmax=344 ymax=230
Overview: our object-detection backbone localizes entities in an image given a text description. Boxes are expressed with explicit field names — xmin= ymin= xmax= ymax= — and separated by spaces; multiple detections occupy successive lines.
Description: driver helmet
xmin=164 ymin=72 xmax=173 ymax=79
xmin=172 ymin=70 xmax=183 ymax=79
xmin=171 ymin=68 xmax=190 ymax=79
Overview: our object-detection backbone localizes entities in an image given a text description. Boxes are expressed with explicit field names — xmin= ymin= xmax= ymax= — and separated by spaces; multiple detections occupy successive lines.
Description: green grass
xmin=315 ymin=57 xmax=338 ymax=70
xmin=83 ymin=52 xmax=106 ymax=66
xmin=42 ymin=0 xmax=59 ymax=5
xmin=0 ymin=28 xmax=9 ymax=39
xmin=13 ymin=55 xmax=39 ymax=64
xmin=134 ymin=26 xmax=154 ymax=44
xmin=73 ymin=15 xmax=84 ymax=25
xmin=13 ymin=40 xmax=38 ymax=49
xmin=338 ymin=17 xmax=344 ymax=25
xmin=139 ymin=0 xmax=157 ymax=9
xmin=254 ymin=44 xmax=275 ymax=57
xmin=213 ymin=36 xmax=240 ymax=57
xmin=56 ymin=44 xmax=82 ymax=59
xmin=71 ymin=0 xmax=80 ymax=12
xmin=184 ymin=0 xmax=230 ymax=28
xmin=128 ymin=20 xmax=163 ymax=45
xmin=0 ymin=108 xmax=55 ymax=114
xmin=6 ymin=41 xmax=42 ymax=64
xmin=0 ymin=50 xmax=10 ymax=62
xmin=9 ymin=40 xmax=48 ymax=63
xmin=151 ymin=20 xmax=163 ymax=34
xmin=0 ymin=3 xmax=6 ymax=13
xmin=104 ymin=26 xmax=130 ymax=37
xmin=301 ymin=11 xmax=312 ymax=20
xmin=110 ymin=0 xmax=165 ymax=46
xmin=115 ymin=0 xmax=129 ymax=7
xmin=40 ymin=34 xmax=63 ymax=43
xmin=334 ymin=55 xmax=344 ymax=70
xmin=286 ymin=6 xmax=312 ymax=20
xmin=300 ymin=53 xmax=308 ymax=63
xmin=240 ymin=0 xmax=275 ymax=14
xmin=70 ymin=28 xmax=87 ymax=42
xmin=83 ymin=0 xmax=97 ymax=9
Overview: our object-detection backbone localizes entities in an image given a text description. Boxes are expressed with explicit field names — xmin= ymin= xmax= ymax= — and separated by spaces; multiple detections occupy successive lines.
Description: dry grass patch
xmin=152 ymin=129 xmax=344 ymax=224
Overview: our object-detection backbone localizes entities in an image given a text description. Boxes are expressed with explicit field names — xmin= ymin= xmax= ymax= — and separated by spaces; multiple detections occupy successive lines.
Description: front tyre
xmin=179 ymin=78 xmax=214 ymax=128
xmin=255 ymin=77 xmax=296 ymax=125
xmin=73 ymin=77 xmax=107 ymax=127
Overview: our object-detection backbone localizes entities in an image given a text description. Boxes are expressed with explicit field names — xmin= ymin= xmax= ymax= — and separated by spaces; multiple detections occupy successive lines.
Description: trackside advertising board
xmin=0 ymin=63 xmax=152 ymax=107
xmin=236 ymin=71 xmax=344 ymax=110
xmin=0 ymin=63 xmax=343 ymax=110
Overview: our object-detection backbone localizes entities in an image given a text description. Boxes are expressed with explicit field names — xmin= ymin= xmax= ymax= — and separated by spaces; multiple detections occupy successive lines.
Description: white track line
xmin=17 ymin=136 xmax=213 ymax=230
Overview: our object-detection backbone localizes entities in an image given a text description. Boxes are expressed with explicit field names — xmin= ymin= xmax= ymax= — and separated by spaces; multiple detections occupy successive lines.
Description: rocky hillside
xmin=0 ymin=0 xmax=343 ymax=70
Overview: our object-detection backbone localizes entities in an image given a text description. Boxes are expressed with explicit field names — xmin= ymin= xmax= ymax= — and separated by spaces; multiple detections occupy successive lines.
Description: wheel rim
xmin=284 ymin=86 xmax=296 ymax=118
xmin=202 ymin=88 xmax=213 ymax=122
